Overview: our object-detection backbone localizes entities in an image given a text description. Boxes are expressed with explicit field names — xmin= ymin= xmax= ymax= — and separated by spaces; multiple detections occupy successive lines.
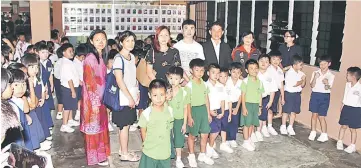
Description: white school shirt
xmin=9 ymin=97 xmax=23 ymax=120
xmin=173 ymin=40 xmax=205 ymax=76
xmin=284 ymin=67 xmax=305 ymax=93
xmin=225 ymin=78 xmax=242 ymax=103
xmin=206 ymin=81 xmax=226 ymax=111
xmin=40 ymin=59 xmax=54 ymax=75
xmin=113 ymin=53 xmax=139 ymax=106
xmin=310 ymin=69 xmax=335 ymax=93
xmin=342 ymin=82 xmax=361 ymax=107
xmin=73 ymin=58 xmax=83 ymax=82
xmin=258 ymin=68 xmax=278 ymax=98
xmin=49 ymin=53 xmax=58 ymax=63
xmin=60 ymin=57 xmax=80 ymax=88
xmin=31 ymin=76 xmax=46 ymax=92
xmin=211 ymin=39 xmax=220 ymax=63
xmin=268 ymin=65 xmax=284 ymax=89
xmin=53 ymin=58 xmax=63 ymax=79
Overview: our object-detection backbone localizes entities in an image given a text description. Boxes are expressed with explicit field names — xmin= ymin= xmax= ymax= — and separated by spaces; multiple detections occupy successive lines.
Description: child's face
xmin=319 ymin=61 xmax=330 ymax=71
xmin=27 ymin=65 xmax=39 ymax=77
xmin=2 ymin=83 xmax=13 ymax=99
xmin=219 ymin=72 xmax=228 ymax=85
xmin=191 ymin=66 xmax=205 ymax=79
xmin=246 ymin=64 xmax=259 ymax=77
xmin=230 ymin=69 xmax=241 ymax=81
xmin=346 ymin=72 xmax=356 ymax=82
xmin=166 ymin=88 xmax=173 ymax=101
xmin=167 ymin=74 xmax=182 ymax=87
xmin=19 ymin=35 xmax=25 ymax=42
xmin=111 ymin=44 xmax=118 ymax=50
xmin=270 ymin=56 xmax=282 ymax=67
xmin=293 ymin=62 xmax=303 ymax=71
xmin=63 ymin=47 xmax=74 ymax=59
xmin=106 ymin=59 xmax=114 ymax=70
xmin=11 ymin=82 xmax=26 ymax=98
xmin=150 ymin=87 xmax=166 ymax=106
xmin=208 ymin=68 xmax=220 ymax=81
xmin=258 ymin=57 xmax=270 ymax=70
xmin=37 ymin=49 xmax=49 ymax=61
xmin=76 ymin=55 xmax=85 ymax=61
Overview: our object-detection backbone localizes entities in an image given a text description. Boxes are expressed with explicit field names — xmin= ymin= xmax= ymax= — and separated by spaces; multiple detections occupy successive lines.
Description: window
xmin=195 ymin=2 xmax=207 ymax=42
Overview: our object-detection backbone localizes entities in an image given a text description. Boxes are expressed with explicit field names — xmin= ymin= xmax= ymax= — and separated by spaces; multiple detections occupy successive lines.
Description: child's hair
xmin=131 ymin=49 xmax=146 ymax=59
xmin=347 ymin=67 xmax=361 ymax=81
xmin=17 ymin=31 xmax=25 ymax=38
xmin=258 ymin=53 xmax=270 ymax=61
xmin=51 ymin=30 xmax=58 ymax=40
xmin=61 ymin=37 xmax=69 ymax=43
xmin=1 ymin=45 xmax=11 ymax=62
xmin=229 ymin=62 xmax=242 ymax=71
xmin=165 ymin=81 xmax=172 ymax=90
xmin=245 ymin=59 xmax=259 ymax=69
xmin=35 ymin=43 xmax=48 ymax=52
xmin=208 ymin=63 xmax=221 ymax=71
xmin=220 ymin=67 xmax=229 ymax=74
xmin=318 ymin=55 xmax=332 ymax=63
xmin=167 ymin=66 xmax=184 ymax=78
xmin=75 ymin=43 xmax=88 ymax=56
xmin=26 ymin=45 xmax=35 ymax=53
xmin=106 ymin=49 xmax=118 ymax=66
xmin=7 ymin=63 xmax=26 ymax=71
xmin=107 ymin=39 xmax=117 ymax=47
xmin=189 ymin=58 xmax=205 ymax=69
xmin=149 ymin=79 xmax=167 ymax=92
xmin=292 ymin=55 xmax=303 ymax=65
xmin=118 ymin=31 xmax=137 ymax=51
xmin=21 ymin=53 xmax=39 ymax=67
xmin=1 ymin=68 xmax=13 ymax=93
xmin=46 ymin=41 xmax=55 ymax=54
xmin=10 ymin=69 xmax=27 ymax=83
xmin=56 ymin=43 xmax=74 ymax=58
xmin=268 ymin=50 xmax=282 ymax=58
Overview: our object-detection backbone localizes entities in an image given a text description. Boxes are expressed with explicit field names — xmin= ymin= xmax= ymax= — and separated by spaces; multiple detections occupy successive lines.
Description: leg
xmin=257 ymin=120 xmax=263 ymax=132
xmin=220 ymin=131 xmax=227 ymax=143
xmin=282 ymin=113 xmax=288 ymax=125
xmin=69 ymin=110 xmax=73 ymax=120
xmin=200 ymin=133 xmax=208 ymax=153
xmin=318 ymin=116 xmax=327 ymax=133
xmin=209 ymin=133 xmax=218 ymax=147
xmin=267 ymin=109 xmax=273 ymax=126
xmin=176 ymin=148 xmax=182 ymax=158
xmin=62 ymin=110 xmax=70 ymax=125
xmin=338 ymin=125 xmax=348 ymax=140
xmin=311 ymin=113 xmax=318 ymax=131
xmin=187 ymin=134 xmax=196 ymax=154
xmin=243 ymin=126 xmax=249 ymax=140
xmin=249 ymin=125 xmax=254 ymax=138
xmin=119 ymin=126 xmax=129 ymax=154
xmin=277 ymin=96 xmax=283 ymax=116
xmin=289 ymin=112 xmax=297 ymax=126
xmin=77 ymin=101 xmax=81 ymax=111
xmin=57 ymin=104 xmax=63 ymax=113
xmin=350 ymin=128 xmax=357 ymax=144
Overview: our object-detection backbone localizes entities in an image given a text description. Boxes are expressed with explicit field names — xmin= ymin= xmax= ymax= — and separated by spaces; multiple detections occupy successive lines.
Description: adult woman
xmin=80 ymin=29 xmax=110 ymax=166
xmin=232 ymin=31 xmax=261 ymax=78
xmin=112 ymin=31 xmax=140 ymax=162
xmin=146 ymin=26 xmax=182 ymax=81
xmin=278 ymin=30 xmax=303 ymax=70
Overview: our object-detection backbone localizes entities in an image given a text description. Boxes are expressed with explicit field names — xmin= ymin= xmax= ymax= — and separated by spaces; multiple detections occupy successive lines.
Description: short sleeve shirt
xmin=241 ymin=77 xmax=264 ymax=103
xmin=145 ymin=48 xmax=181 ymax=80
xmin=60 ymin=58 xmax=80 ymax=88
xmin=168 ymin=87 xmax=190 ymax=119
xmin=284 ymin=67 xmax=305 ymax=93
xmin=225 ymin=78 xmax=242 ymax=103
xmin=268 ymin=65 xmax=284 ymax=89
xmin=310 ymin=69 xmax=335 ymax=93
xmin=186 ymin=79 xmax=210 ymax=107
xmin=258 ymin=68 xmax=278 ymax=98
xmin=138 ymin=106 xmax=174 ymax=160
xmin=342 ymin=82 xmax=361 ymax=107
xmin=206 ymin=81 xmax=226 ymax=110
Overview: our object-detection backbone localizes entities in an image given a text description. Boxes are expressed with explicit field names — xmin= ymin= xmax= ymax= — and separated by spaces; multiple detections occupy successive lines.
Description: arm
xmin=267 ymin=92 xmax=275 ymax=108
xmin=114 ymin=70 xmax=135 ymax=105
xmin=49 ymin=75 xmax=54 ymax=93
xmin=241 ymin=92 xmax=247 ymax=116
xmin=83 ymin=61 xmax=101 ymax=107
xmin=22 ymin=96 xmax=30 ymax=113
xmin=140 ymin=128 xmax=147 ymax=142
xmin=301 ymin=75 xmax=306 ymax=88
xmin=27 ymin=78 xmax=38 ymax=110
xmin=280 ymin=83 xmax=285 ymax=105
xmin=205 ymin=95 xmax=212 ymax=122
xmin=310 ymin=72 xmax=317 ymax=88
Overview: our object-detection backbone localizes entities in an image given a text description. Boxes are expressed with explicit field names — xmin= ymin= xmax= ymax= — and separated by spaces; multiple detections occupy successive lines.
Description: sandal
xmin=120 ymin=152 xmax=140 ymax=162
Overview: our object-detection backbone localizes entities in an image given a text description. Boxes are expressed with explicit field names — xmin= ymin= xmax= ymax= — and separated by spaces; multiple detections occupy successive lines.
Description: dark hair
xmin=107 ymin=39 xmax=117 ymax=46
xmin=106 ymin=49 xmax=118 ymax=65
xmin=209 ymin=21 xmax=223 ymax=31
xmin=131 ymin=49 xmax=146 ymax=59
xmin=17 ymin=31 xmax=25 ymax=37
xmin=238 ymin=31 xmax=256 ymax=48
xmin=285 ymin=30 xmax=297 ymax=43
xmin=51 ymin=30 xmax=58 ymax=40
xmin=268 ymin=50 xmax=282 ymax=58
xmin=182 ymin=19 xmax=196 ymax=28
xmin=61 ymin=37 xmax=69 ymax=43
xmin=258 ymin=53 xmax=270 ymax=61
xmin=75 ymin=43 xmax=89 ymax=56
xmin=189 ymin=58 xmax=205 ymax=69
xmin=25 ymin=35 xmax=32 ymax=43
xmin=171 ymin=40 xmax=177 ymax=44
xmin=1 ymin=68 xmax=13 ymax=93
xmin=35 ymin=43 xmax=48 ymax=52
xmin=46 ymin=41 xmax=55 ymax=54
xmin=87 ymin=29 xmax=108 ymax=64
xmin=208 ymin=63 xmax=221 ymax=71
xmin=292 ymin=55 xmax=303 ymax=65
xmin=118 ymin=31 xmax=136 ymax=51
xmin=7 ymin=63 xmax=26 ymax=71
xmin=21 ymin=53 xmax=39 ymax=67
xmin=26 ymin=45 xmax=35 ymax=52
xmin=229 ymin=62 xmax=242 ymax=71
xmin=167 ymin=66 xmax=184 ymax=78
xmin=245 ymin=59 xmax=259 ymax=69
xmin=220 ymin=67 xmax=229 ymax=74
xmin=347 ymin=67 xmax=361 ymax=81
xmin=149 ymin=79 xmax=167 ymax=92
xmin=153 ymin=26 xmax=171 ymax=52
xmin=318 ymin=55 xmax=332 ymax=63
xmin=56 ymin=43 xmax=73 ymax=58
xmin=10 ymin=69 xmax=27 ymax=83
xmin=176 ymin=33 xmax=183 ymax=42
xmin=134 ymin=40 xmax=145 ymax=50
xmin=1 ymin=45 xmax=11 ymax=62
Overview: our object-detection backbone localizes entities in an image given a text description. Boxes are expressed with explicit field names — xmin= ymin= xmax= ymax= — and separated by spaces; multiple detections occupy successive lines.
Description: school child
xmin=280 ymin=55 xmax=306 ymax=136
xmin=308 ymin=56 xmax=335 ymax=142
xmin=336 ymin=67 xmax=361 ymax=154
xmin=58 ymin=43 xmax=80 ymax=133
xmin=241 ymin=59 xmax=264 ymax=151
xmin=186 ymin=58 xmax=214 ymax=167
xmin=73 ymin=44 xmax=87 ymax=121
xmin=54 ymin=49 xmax=63 ymax=120
xmin=253 ymin=54 xmax=279 ymax=142
xmin=13 ymin=32 xmax=28 ymax=61
xmin=268 ymin=51 xmax=285 ymax=119
xmin=167 ymin=66 xmax=189 ymax=168
xmin=223 ymin=62 xmax=243 ymax=148
xmin=138 ymin=79 xmax=174 ymax=168
xmin=105 ymin=49 xmax=118 ymax=132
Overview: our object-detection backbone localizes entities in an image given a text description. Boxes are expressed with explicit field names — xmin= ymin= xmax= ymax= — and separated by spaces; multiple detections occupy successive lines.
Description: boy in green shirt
xmin=241 ymin=59 xmax=264 ymax=152
xmin=138 ymin=79 xmax=174 ymax=168
xmin=186 ymin=58 xmax=214 ymax=167
xmin=167 ymin=66 xmax=190 ymax=168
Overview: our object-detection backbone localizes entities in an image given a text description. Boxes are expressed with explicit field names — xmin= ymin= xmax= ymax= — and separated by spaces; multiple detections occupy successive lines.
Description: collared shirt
xmin=310 ymin=69 xmax=335 ymax=93
xmin=284 ymin=67 xmax=305 ymax=93
xmin=54 ymin=58 xmax=63 ymax=79
xmin=211 ymin=39 xmax=221 ymax=63
xmin=268 ymin=65 xmax=284 ymax=89
xmin=60 ymin=57 xmax=80 ymax=88
xmin=73 ymin=58 xmax=83 ymax=82
xmin=258 ymin=68 xmax=278 ymax=98
xmin=40 ymin=59 xmax=54 ymax=75
xmin=225 ymin=78 xmax=242 ymax=103
xmin=206 ymin=81 xmax=226 ymax=111
xmin=342 ymin=82 xmax=361 ymax=107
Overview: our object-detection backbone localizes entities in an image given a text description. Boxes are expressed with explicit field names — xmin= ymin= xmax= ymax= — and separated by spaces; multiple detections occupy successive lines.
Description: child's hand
xmin=38 ymin=99 xmax=44 ymax=107
xmin=188 ymin=117 xmax=194 ymax=127
xmin=210 ymin=110 xmax=217 ymax=117
xmin=71 ymin=91 xmax=76 ymax=99
xmin=281 ymin=98 xmax=285 ymax=105
xmin=266 ymin=102 xmax=272 ymax=110
xmin=26 ymin=114 xmax=32 ymax=125
xmin=232 ymin=108 xmax=238 ymax=115
xmin=258 ymin=108 xmax=262 ymax=116
xmin=51 ymin=86 xmax=54 ymax=93
xmin=216 ymin=113 xmax=224 ymax=119
xmin=322 ymin=78 xmax=329 ymax=85
xmin=301 ymin=75 xmax=306 ymax=81
xmin=181 ymin=124 xmax=187 ymax=135
xmin=208 ymin=115 xmax=212 ymax=123
xmin=242 ymin=108 xmax=248 ymax=116
xmin=228 ymin=114 xmax=232 ymax=122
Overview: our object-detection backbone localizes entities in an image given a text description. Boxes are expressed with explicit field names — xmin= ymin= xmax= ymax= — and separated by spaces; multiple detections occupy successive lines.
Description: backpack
xmin=143 ymin=106 xmax=174 ymax=122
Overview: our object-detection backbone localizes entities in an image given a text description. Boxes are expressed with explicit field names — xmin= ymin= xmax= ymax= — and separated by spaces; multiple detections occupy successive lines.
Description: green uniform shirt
xmin=241 ymin=76 xmax=264 ymax=103
xmin=138 ymin=105 xmax=174 ymax=160
xmin=186 ymin=79 xmax=210 ymax=107
xmin=168 ymin=87 xmax=190 ymax=120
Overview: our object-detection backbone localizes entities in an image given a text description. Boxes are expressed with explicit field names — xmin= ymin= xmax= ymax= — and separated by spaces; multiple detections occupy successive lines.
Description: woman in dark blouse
xmin=146 ymin=26 xmax=181 ymax=80
xmin=279 ymin=30 xmax=303 ymax=70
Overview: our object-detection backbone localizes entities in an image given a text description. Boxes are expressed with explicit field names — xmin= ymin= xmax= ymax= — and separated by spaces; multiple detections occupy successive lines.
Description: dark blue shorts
xmin=54 ymin=78 xmax=62 ymax=104
xmin=210 ymin=109 xmax=222 ymax=133
xmin=220 ymin=110 xmax=230 ymax=132
xmin=339 ymin=105 xmax=361 ymax=129
xmin=309 ymin=92 xmax=330 ymax=116
xmin=61 ymin=86 xmax=78 ymax=111
xmin=76 ymin=85 xmax=82 ymax=101
xmin=136 ymin=84 xmax=149 ymax=110
xmin=283 ymin=91 xmax=301 ymax=114
xmin=271 ymin=91 xmax=280 ymax=113
xmin=259 ymin=96 xmax=270 ymax=121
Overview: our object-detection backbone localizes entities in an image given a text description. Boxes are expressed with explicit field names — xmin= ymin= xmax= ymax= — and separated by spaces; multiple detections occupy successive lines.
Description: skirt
xmin=43 ymin=99 xmax=54 ymax=128
xmin=112 ymin=106 xmax=136 ymax=130
xmin=84 ymin=130 xmax=111 ymax=166
xmin=28 ymin=111 xmax=46 ymax=149
xmin=34 ymin=107 xmax=51 ymax=138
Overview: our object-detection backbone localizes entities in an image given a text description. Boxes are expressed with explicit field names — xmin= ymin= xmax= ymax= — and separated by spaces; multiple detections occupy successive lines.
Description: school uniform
xmin=240 ymin=77 xmax=264 ymax=127
xmin=283 ymin=67 xmax=305 ymax=114
xmin=225 ymin=78 xmax=242 ymax=141
xmin=60 ymin=57 xmax=80 ymax=111
xmin=268 ymin=65 xmax=285 ymax=113
xmin=258 ymin=68 xmax=278 ymax=121
xmin=54 ymin=58 xmax=63 ymax=104
xmin=40 ymin=59 xmax=55 ymax=129
xmin=206 ymin=81 xmax=227 ymax=133
xmin=73 ymin=58 xmax=83 ymax=101
xmin=339 ymin=82 xmax=361 ymax=128
xmin=32 ymin=77 xmax=51 ymax=138
xmin=309 ymin=70 xmax=335 ymax=116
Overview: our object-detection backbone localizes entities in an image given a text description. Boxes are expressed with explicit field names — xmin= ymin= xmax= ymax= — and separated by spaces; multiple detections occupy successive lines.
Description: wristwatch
xmin=259 ymin=105 xmax=263 ymax=108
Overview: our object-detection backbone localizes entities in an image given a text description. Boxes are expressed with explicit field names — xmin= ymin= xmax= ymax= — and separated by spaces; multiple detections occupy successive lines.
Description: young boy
xmin=186 ymin=58 xmax=214 ymax=167
xmin=167 ymin=66 xmax=189 ymax=168
xmin=254 ymin=54 xmax=278 ymax=142
xmin=224 ymin=63 xmax=243 ymax=148
xmin=104 ymin=49 xmax=118 ymax=132
xmin=138 ymin=79 xmax=174 ymax=168
xmin=336 ymin=67 xmax=361 ymax=154
xmin=280 ymin=55 xmax=306 ymax=135
xmin=268 ymin=51 xmax=285 ymax=119
xmin=73 ymin=44 xmax=87 ymax=121
xmin=206 ymin=64 xmax=233 ymax=159
xmin=241 ymin=59 xmax=264 ymax=151
xmin=308 ymin=55 xmax=335 ymax=142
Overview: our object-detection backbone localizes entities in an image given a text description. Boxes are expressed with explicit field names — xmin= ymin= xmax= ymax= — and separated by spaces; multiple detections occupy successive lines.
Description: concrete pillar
xmin=30 ymin=1 xmax=51 ymax=42
xmin=11 ymin=1 xmax=19 ymax=22
xmin=52 ymin=1 xmax=63 ymax=34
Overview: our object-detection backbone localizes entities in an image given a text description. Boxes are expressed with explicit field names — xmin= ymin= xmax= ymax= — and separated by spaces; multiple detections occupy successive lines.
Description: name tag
xmin=353 ymin=91 xmax=360 ymax=96
xmin=48 ymin=67 xmax=53 ymax=72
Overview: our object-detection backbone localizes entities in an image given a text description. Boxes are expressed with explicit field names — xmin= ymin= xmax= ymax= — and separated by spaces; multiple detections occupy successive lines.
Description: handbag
xmin=136 ymin=49 xmax=155 ymax=87
xmin=103 ymin=54 xmax=125 ymax=112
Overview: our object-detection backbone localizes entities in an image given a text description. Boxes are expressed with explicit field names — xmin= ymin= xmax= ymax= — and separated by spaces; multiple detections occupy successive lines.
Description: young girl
xmin=58 ymin=43 xmax=80 ymax=133
xmin=105 ymin=49 xmax=118 ymax=132
xmin=73 ymin=44 xmax=87 ymax=121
